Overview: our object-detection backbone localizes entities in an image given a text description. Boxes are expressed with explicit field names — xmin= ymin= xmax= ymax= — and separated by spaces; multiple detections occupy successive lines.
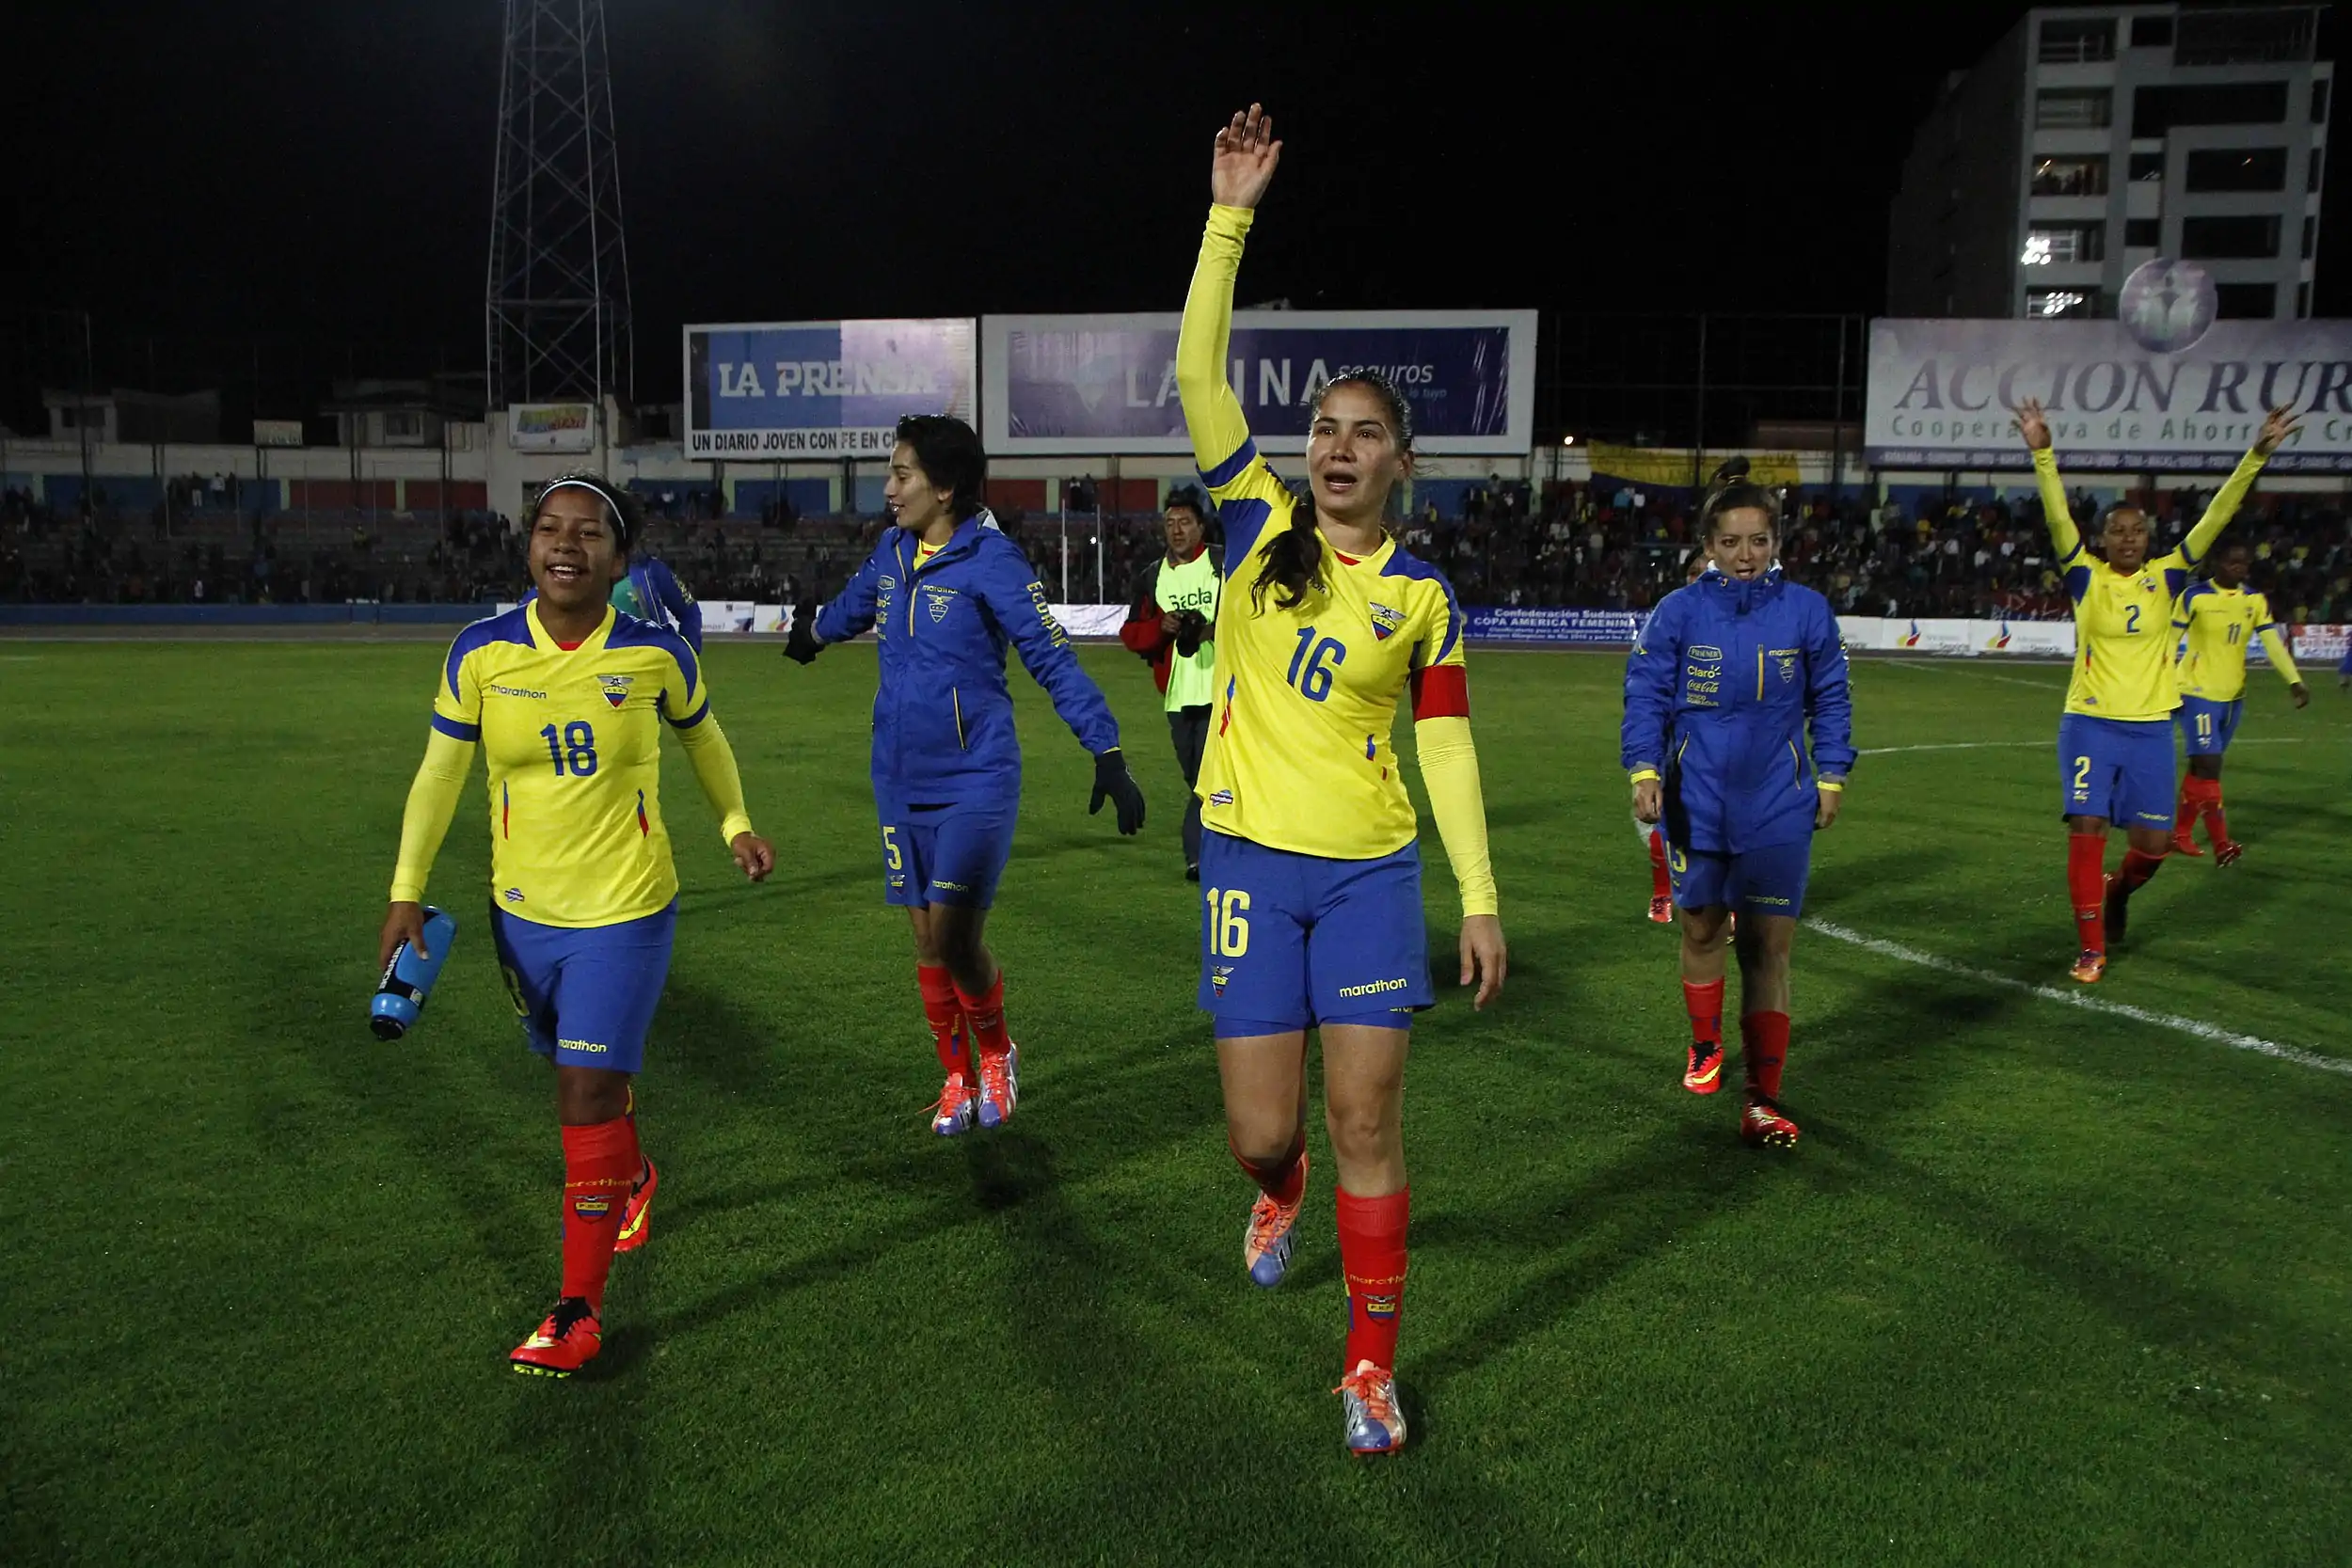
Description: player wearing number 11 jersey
xmin=381 ymin=472 xmax=774 ymax=1377
xmin=1180 ymin=103 xmax=1505 ymax=1456
xmin=2169 ymin=540 xmax=2310 ymax=863
xmin=2015 ymin=399 xmax=2296 ymax=983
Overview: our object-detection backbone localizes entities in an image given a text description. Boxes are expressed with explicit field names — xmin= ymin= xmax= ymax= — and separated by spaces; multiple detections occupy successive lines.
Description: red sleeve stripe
xmin=1411 ymin=663 xmax=1470 ymax=721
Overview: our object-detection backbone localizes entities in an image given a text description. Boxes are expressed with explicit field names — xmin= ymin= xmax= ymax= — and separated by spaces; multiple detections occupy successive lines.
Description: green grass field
xmin=4 ymin=636 xmax=2349 ymax=1566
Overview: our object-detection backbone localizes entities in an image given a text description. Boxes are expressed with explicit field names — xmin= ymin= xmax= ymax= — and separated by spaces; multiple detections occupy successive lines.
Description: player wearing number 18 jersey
xmin=1180 ymin=104 xmax=1505 ymax=1456
xmin=2015 ymin=399 xmax=2296 ymax=982
xmin=380 ymin=473 xmax=774 ymax=1377
xmin=2169 ymin=541 xmax=2310 ymax=863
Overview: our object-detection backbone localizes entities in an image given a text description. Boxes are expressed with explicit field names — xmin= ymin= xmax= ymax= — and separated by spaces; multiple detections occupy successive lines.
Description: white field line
xmin=1807 ymin=919 xmax=2350 ymax=1077
xmin=1877 ymin=661 xmax=2068 ymax=691
xmin=1859 ymin=738 xmax=2314 ymax=756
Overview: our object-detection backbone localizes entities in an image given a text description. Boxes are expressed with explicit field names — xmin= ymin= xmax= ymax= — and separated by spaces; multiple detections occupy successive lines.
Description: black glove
xmin=783 ymin=603 xmax=821 ymax=665
xmin=1089 ymin=748 xmax=1146 ymax=835
xmin=1169 ymin=610 xmax=1208 ymax=658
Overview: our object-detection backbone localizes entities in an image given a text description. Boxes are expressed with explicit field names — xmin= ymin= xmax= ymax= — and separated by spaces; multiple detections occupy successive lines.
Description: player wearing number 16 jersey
xmin=2015 ymin=399 xmax=2296 ymax=983
xmin=2169 ymin=540 xmax=2310 ymax=863
xmin=1180 ymin=103 xmax=1506 ymax=1456
xmin=380 ymin=472 xmax=774 ymax=1377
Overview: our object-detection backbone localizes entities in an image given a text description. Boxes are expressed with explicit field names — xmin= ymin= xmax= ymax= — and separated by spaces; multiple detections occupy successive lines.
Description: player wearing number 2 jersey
xmin=2015 ymin=399 xmax=2297 ymax=983
xmin=1179 ymin=104 xmax=1504 ymax=1456
xmin=380 ymin=472 xmax=774 ymax=1377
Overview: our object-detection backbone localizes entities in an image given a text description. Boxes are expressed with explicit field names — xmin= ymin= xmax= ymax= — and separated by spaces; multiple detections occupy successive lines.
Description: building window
xmin=2039 ymin=18 xmax=2116 ymax=63
xmin=2028 ymin=287 xmax=2102 ymax=319
xmin=2021 ymin=224 xmax=2107 ymax=265
xmin=2183 ymin=147 xmax=2288 ymax=192
xmin=383 ymin=410 xmax=423 ymax=439
xmin=2305 ymin=215 xmax=2317 ymax=259
xmin=2214 ymin=283 xmax=2277 ymax=319
xmin=2175 ymin=8 xmax=2316 ymax=67
xmin=2130 ymin=15 xmax=2174 ymax=48
xmin=2180 ymin=214 xmax=2282 ymax=259
xmin=2037 ymin=88 xmax=2113 ymax=130
xmin=2312 ymin=148 xmax=2326 ymax=192
xmin=2315 ymin=78 xmax=2332 ymax=123
xmin=2129 ymin=151 xmax=2166 ymax=182
xmin=2030 ymin=155 xmax=2110 ymax=197
xmin=2299 ymin=281 xmax=2312 ymax=317
xmin=2132 ymin=82 xmax=2290 ymax=137
xmin=2125 ymin=218 xmax=2161 ymax=248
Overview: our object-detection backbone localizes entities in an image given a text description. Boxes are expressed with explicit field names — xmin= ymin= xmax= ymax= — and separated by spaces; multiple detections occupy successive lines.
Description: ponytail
xmin=1697 ymin=456 xmax=1778 ymax=545
xmin=1249 ymin=493 xmax=1327 ymax=612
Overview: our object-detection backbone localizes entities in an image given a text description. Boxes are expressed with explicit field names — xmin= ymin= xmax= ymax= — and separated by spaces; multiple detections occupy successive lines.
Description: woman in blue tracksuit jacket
xmin=1622 ymin=463 xmax=1853 ymax=1149
xmin=787 ymin=415 xmax=1146 ymax=1136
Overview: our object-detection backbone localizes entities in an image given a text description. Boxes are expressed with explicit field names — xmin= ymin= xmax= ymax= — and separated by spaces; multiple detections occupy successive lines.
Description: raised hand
xmin=1211 ymin=103 xmax=1282 ymax=211
xmin=2014 ymin=398 xmax=2052 ymax=451
xmin=2255 ymin=402 xmax=2302 ymax=457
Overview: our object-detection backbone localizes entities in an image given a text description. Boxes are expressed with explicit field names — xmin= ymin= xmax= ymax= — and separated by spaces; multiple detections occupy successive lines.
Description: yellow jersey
xmin=2175 ymin=581 xmax=2301 ymax=700
xmin=1177 ymin=202 xmax=1496 ymax=914
xmin=2032 ymin=447 xmax=2267 ymax=721
xmin=393 ymin=600 xmax=754 ymax=927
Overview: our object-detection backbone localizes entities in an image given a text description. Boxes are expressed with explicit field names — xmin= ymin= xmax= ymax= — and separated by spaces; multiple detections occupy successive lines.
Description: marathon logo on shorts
xmin=1208 ymin=789 xmax=1234 ymax=807
xmin=1212 ymin=964 xmax=1234 ymax=996
xmin=560 ymin=1037 xmax=609 ymax=1054
xmin=598 ymin=673 xmax=635 ymax=708
xmin=1337 ymin=977 xmax=1409 ymax=999
xmin=1369 ymin=602 xmax=1406 ymax=641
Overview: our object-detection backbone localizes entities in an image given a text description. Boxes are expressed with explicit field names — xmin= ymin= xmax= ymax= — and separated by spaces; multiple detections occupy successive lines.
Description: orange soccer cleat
xmin=2170 ymin=832 xmax=2206 ymax=858
xmin=1683 ymin=1039 xmax=1724 ymax=1095
xmin=509 ymin=1297 xmax=601 ymax=1378
xmin=1646 ymin=895 xmax=1674 ymax=925
xmin=1740 ymin=1096 xmax=1801 ymax=1149
xmin=612 ymin=1158 xmax=658 ymax=1255
xmin=2071 ymin=948 xmax=2106 ymax=984
xmin=2214 ymin=840 xmax=2245 ymax=868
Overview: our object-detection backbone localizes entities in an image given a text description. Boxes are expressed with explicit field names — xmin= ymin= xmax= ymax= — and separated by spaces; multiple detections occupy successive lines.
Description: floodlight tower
xmin=484 ymin=0 xmax=634 ymax=415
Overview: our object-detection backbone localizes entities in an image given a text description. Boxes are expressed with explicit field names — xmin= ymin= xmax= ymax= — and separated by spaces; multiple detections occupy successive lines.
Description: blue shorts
xmin=882 ymin=801 xmax=1016 ymax=909
xmin=2058 ymin=713 xmax=2175 ymax=828
xmin=2177 ymin=695 xmax=2244 ymax=757
xmin=491 ymin=902 xmax=675 ymax=1074
xmin=1670 ymin=838 xmax=1813 ymax=918
xmin=1197 ymin=830 xmax=1432 ymax=1034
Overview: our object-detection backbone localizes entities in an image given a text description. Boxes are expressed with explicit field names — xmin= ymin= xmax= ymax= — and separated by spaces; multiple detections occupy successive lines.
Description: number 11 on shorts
xmin=1206 ymin=887 xmax=1250 ymax=957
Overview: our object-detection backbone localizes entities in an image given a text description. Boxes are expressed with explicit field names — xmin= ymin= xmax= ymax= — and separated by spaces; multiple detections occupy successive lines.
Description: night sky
xmin=8 ymin=1 xmax=2346 ymax=413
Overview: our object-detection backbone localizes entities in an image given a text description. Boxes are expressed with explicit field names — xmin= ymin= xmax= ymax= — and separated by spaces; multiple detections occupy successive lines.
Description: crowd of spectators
xmin=7 ymin=473 xmax=2350 ymax=627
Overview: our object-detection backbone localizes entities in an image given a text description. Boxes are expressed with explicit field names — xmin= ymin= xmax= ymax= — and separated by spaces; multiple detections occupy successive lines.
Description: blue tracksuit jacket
xmin=1621 ymin=566 xmax=1855 ymax=855
xmin=816 ymin=514 xmax=1121 ymax=815
xmin=620 ymin=557 xmax=703 ymax=652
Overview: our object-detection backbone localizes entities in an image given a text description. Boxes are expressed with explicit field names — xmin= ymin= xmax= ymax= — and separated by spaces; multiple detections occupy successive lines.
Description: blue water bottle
xmin=371 ymin=907 xmax=458 ymax=1039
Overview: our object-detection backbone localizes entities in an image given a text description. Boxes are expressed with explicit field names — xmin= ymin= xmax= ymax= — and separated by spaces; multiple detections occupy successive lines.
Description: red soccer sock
xmin=1337 ymin=1186 xmax=1409 ymax=1373
xmin=1646 ymin=828 xmax=1671 ymax=899
xmin=2067 ymin=832 xmax=2108 ymax=954
xmin=2173 ymin=776 xmax=2201 ymax=839
xmin=1232 ymin=1129 xmax=1308 ymax=1207
xmin=1741 ymin=1010 xmax=1790 ymax=1102
xmin=1682 ymin=978 xmax=1725 ymax=1046
xmin=957 ymin=972 xmax=1012 ymax=1057
xmin=2119 ymin=845 xmax=2169 ymax=894
xmin=917 ymin=963 xmax=967 ymax=1077
xmin=2191 ymin=778 xmax=2230 ymax=847
xmin=560 ymin=1117 xmax=640 ymax=1312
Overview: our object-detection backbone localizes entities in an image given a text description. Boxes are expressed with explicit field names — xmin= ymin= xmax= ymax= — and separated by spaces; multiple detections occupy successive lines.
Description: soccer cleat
xmin=2071 ymin=948 xmax=2106 ymax=984
xmin=612 ymin=1158 xmax=658 ymax=1254
xmin=1740 ymin=1096 xmax=1800 ymax=1149
xmin=1242 ymin=1155 xmax=1308 ymax=1289
xmin=930 ymin=1070 xmax=977 ymax=1137
xmin=1334 ymin=1360 xmax=1406 ymax=1454
xmin=2214 ymin=840 xmax=2245 ymax=868
xmin=2170 ymin=832 xmax=2206 ymax=858
xmin=509 ymin=1296 xmax=601 ymax=1378
xmin=2102 ymin=873 xmax=2131 ymax=945
xmin=1683 ymin=1039 xmax=1724 ymax=1095
xmin=976 ymin=1044 xmax=1020 ymax=1130
xmin=1647 ymin=894 xmax=1673 ymax=925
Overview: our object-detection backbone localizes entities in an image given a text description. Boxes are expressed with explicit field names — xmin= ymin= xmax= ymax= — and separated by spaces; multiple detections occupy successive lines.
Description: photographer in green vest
xmin=1119 ymin=485 xmax=1224 ymax=880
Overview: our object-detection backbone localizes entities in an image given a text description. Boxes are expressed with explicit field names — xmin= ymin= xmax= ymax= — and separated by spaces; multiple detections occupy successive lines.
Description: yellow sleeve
xmin=2031 ymin=448 xmax=2082 ymax=562
xmin=1176 ymin=204 xmax=1260 ymax=485
xmin=675 ymin=709 xmax=755 ymax=845
xmin=1413 ymin=715 xmax=1498 ymax=919
xmin=389 ymin=728 xmax=475 ymax=903
xmin=2254 ymin=597 xmax=2302 ymax=685
xmin=2184 ymin=449 xmax=2267 ymax=563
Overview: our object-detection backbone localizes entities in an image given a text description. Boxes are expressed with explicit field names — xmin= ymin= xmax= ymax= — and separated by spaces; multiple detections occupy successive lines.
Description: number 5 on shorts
xmin=1205 ymin=887 xmax=1250 ymax=958
xmin=882 ymin=826 xmax=901 ymax=871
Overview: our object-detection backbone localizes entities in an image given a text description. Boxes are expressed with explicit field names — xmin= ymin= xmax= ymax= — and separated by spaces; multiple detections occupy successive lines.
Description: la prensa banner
xmin=685 ymin=319 xmax=976 ymax=459
xmin=1866 ymin=315 xmax=2352 ymax=473
xmin=983 ymin=310 xmax=1537 ymax=456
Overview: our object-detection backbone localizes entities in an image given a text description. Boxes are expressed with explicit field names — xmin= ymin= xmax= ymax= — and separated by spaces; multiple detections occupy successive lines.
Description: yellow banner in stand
xmin=1588 ymin=444 xmax=1802 ymax=489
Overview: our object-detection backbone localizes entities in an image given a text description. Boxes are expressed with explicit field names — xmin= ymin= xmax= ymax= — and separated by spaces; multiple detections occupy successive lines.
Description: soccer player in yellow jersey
xmin=378 ymin=473 xmax=774 ymax=1377
xmin=2169 ymin=539 xmax=2310 ymax=862
xmin=1179 ymin=105 xmax=1505 ymax=1455
xmin=2015 ymin=399 xmax=2297 ymax=983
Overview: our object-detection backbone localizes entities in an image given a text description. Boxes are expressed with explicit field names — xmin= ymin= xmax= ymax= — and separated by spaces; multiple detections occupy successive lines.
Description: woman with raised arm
xmin=1175 ymin=104 xmax=1506 ymax=1456
xmin=2014 ymin=398 xmax=2297 ymax=982
xmin=1623 ymin=466 xmax=1852 ymax=1147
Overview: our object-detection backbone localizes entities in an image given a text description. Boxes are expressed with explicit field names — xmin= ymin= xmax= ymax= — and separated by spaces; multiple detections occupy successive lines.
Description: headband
xmin=537 ymin=477 xmax=634 ymax=548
